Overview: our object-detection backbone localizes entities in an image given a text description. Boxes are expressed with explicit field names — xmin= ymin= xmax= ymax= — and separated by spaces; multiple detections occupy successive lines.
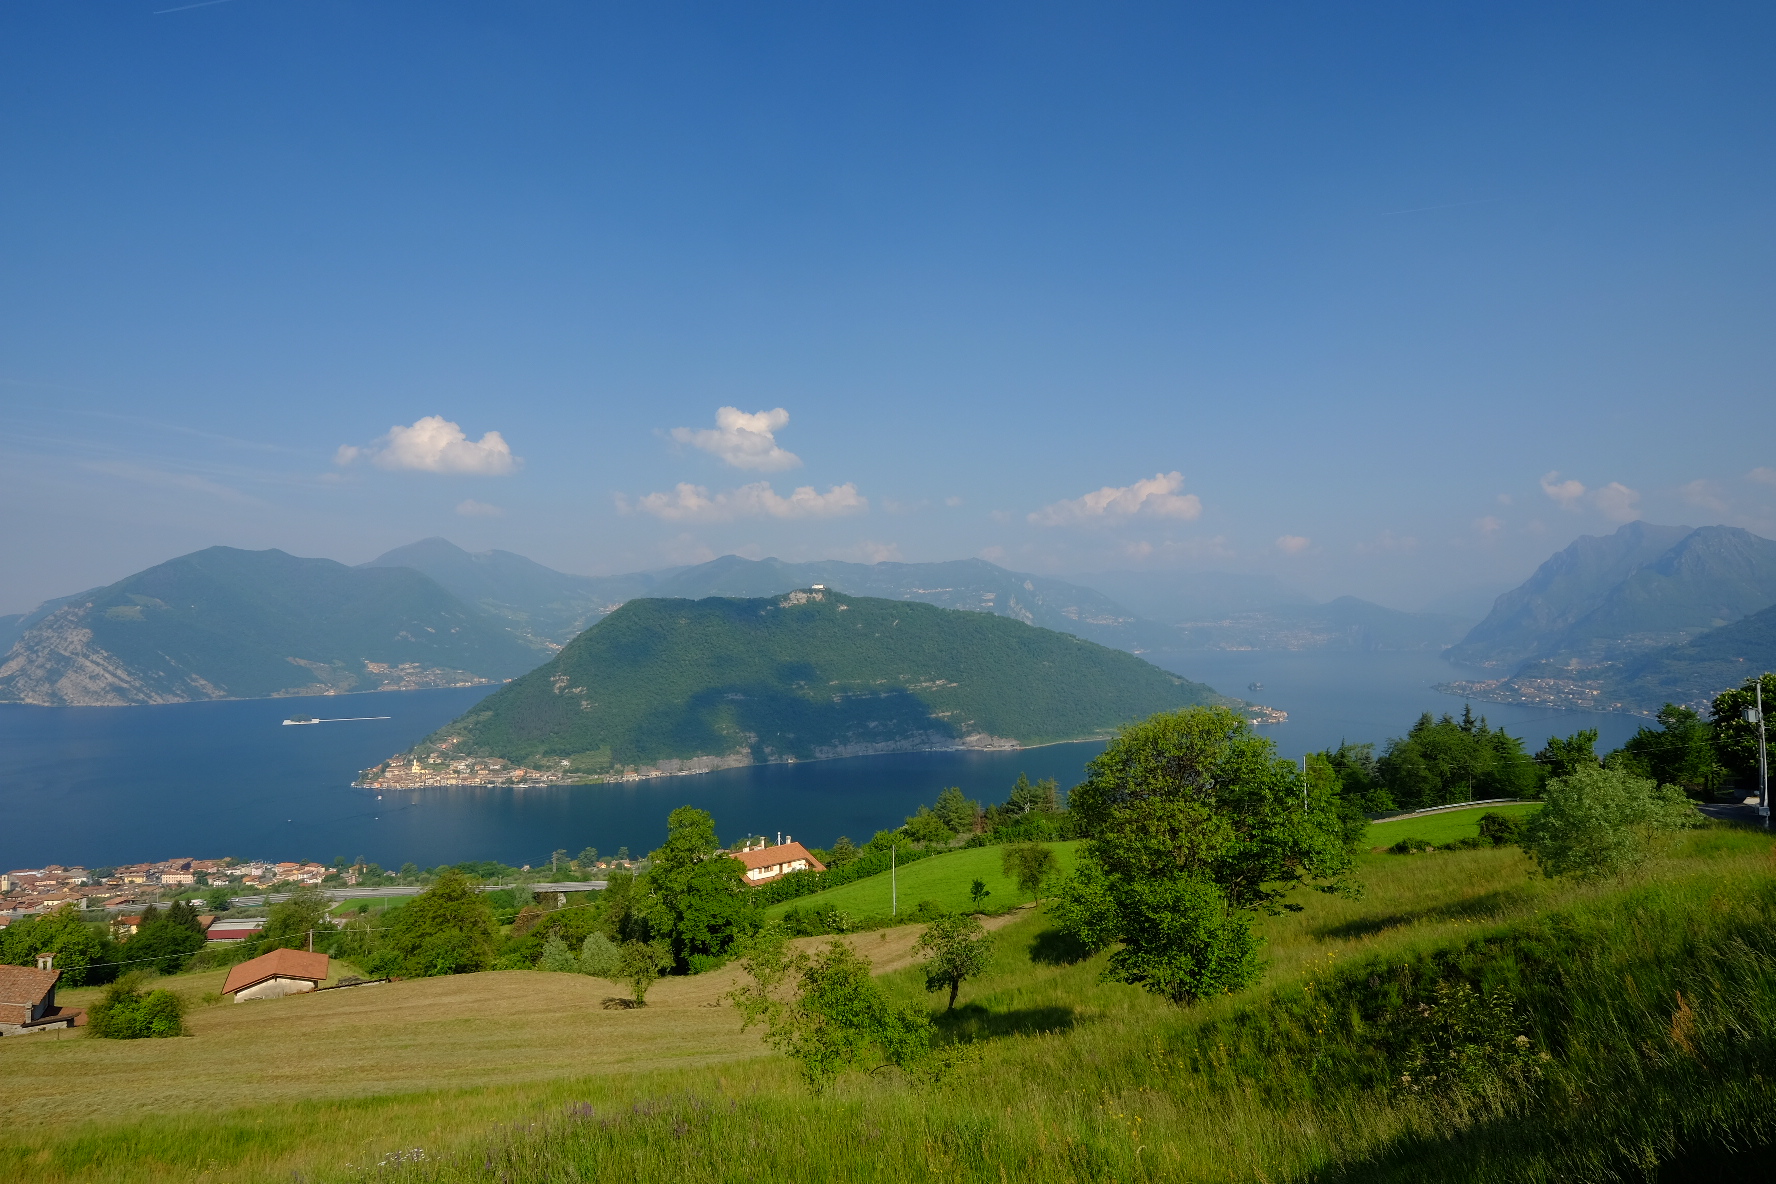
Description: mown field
xmin=3 ymin=811 xmax=1771 ymax=1183
xmin=1365 ymin=801 xmax=1541 ymax=848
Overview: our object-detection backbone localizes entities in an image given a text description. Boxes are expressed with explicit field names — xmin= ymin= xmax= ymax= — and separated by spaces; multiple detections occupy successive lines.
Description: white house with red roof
xmin=730 ymin=840 xmax=826 ymax=886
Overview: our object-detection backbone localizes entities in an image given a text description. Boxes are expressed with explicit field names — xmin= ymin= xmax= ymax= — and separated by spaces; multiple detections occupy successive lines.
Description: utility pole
xmin=1749 ymin=681 xmax=1771 ymax=831
xmin=1301 ymin=755 xmax=1307 ymax=812
xmin=891 ymin=844 xmax=897 ymax=917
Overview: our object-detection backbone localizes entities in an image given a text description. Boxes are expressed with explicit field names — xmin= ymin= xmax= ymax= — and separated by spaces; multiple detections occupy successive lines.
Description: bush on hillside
xmin=578 ymin=932 xmax=620 ymax=978
xmin=1477 ymin=811 xmax=1523 ymax=846
xmin=727 ymin=929 xmax=932 ymax=1093
xmin=87 ymin=974 xmax=185 ymax=1039
xmin=126 ymin=900 xmax=208 ymax=974
xmin=538 ymin=934 xmax=579 ymax=973
xmin=1521 ymin=765 xmax=1702 ymax=881
xmin=256 ymin=885 xmax=333 ymax=956
xmin=1387 ymin=837 xmax=1438 ymax=854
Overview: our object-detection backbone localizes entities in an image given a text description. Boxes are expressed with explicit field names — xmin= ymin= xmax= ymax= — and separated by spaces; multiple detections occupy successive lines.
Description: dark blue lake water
xmin=0 ymin=650 xmax=1647 ymax=871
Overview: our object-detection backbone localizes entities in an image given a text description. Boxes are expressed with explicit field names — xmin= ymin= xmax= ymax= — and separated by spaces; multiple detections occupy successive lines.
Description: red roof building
xmin=222 ymin=949 xmax=330 ymax=1002
xmin=730 ymin=841 xmax=826 ymax=886
xmin=0 ymin=963 xmax=82 ymax=1036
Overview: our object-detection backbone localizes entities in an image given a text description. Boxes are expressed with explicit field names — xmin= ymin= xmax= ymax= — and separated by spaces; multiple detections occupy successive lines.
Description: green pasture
xmin=764 ymin=842 xmax=1081 ymax=920
xmin=1364 ymin=801 xmax=1540 ymax=849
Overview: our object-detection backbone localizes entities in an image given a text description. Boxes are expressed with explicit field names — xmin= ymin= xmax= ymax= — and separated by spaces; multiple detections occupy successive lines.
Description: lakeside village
xmin=0 ymin=846 xmax=658 ymax=927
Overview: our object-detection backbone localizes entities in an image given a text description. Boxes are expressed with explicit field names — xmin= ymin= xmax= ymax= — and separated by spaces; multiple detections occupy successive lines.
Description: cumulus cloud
xmin=455 ymin=499 xmax=503 ymax=517
xmin=1275 ymin=535 xmax=1311 ymax=555
xmin=670 ymin=407 xmax=801 ymax=472
xmin=337 ymin=416 xmax=520 ymax=475
xmin=1029 ymin=472 xmax=1202 ymax=527
xmin=1678 ymin=479 xmax=1728 ymax=514
xmin=1475 ymin=515 xmax=1504 ymax=537
xmin=1540 ymin=470 xmax=1640 ymax=521
xmin=1540 ymin=471 xmax=1587 ymax=508
xmin=619 ymin=481 xmax=866 ymax=522
xmin=1750 ymin=467 xmax=1776 ymax=486
xmin=1592 ymin=481 xmax=1640 ymax=522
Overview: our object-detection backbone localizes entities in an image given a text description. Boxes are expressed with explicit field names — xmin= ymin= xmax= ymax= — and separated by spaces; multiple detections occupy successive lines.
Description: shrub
xmin=538 ymin=934 xmax=579 ymax=973
xmin=1388 ymin=837 xmax=1437 ymax=854
xmin=87 ymin=974 xmax=185 ymax=1039
xmin=616 ymin=940 xmax=673 ymax=1004
xmin=1478 ymin=811 xmax=1523 ymax=846
xmin=382 ymin=869 xmax=498 ymax=976
xmin=578 ymin=932 xmax=620 ymax=978
xmin=1521 ymin=766 xmax=1702 ymax=881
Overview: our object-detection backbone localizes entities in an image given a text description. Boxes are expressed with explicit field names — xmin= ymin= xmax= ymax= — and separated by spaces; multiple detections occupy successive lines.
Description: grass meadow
xmin=1366 ymin=802 xmax=1542 ymax=849
xmin=764 ymin=840 xmax=1081 ymax=920
xmin=3 ymin=812 xmax=1773 ymax=1183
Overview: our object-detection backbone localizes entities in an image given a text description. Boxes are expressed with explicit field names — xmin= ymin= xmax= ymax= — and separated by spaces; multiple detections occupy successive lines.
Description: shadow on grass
xmin=1312 ymin=887 xmax=1535 ymax=941
xmin=933 ymin=1003 xmax=1077 ymax=1043
xmin=1027 ymin=926 xmax=1092 ymax=966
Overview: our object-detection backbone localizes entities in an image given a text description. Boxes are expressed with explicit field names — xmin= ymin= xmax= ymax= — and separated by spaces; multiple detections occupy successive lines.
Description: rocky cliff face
xmin=0 ymin=603 xmax=207 ymax=705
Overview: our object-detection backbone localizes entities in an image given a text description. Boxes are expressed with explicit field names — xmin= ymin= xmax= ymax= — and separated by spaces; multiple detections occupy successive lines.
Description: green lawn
xmin=1365 ymin=801 xmax=1541 ymax=849
xmin=764 ymin=842 xmax=1081 ymax=920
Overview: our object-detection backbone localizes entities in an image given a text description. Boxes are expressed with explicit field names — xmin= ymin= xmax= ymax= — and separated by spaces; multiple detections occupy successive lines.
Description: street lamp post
xmin=1745 ymin=681 xmax=1770 ymax=831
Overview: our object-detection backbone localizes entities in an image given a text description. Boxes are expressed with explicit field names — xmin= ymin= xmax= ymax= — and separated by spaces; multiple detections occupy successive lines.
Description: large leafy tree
xmin=1375 ymin=707 xmax=1540 ymax=810
xmin=0 ymin=904 xmax=112 ymax=985
xmin=384 ymin=869 xmax=498 ymax=976
xmin=1709 ymin=674 xmax=1776 ymax=788
xmin=257 ymin=885 xmax=333 ymax=955
xmin=913 ymin=913 xmax=993 ymax=1010
xmin=642 ymin=805 xmax=755 ymax=971
xmin=127 ymin=901 xmax=207 ymax=974
xmin=1056 ymin=706 xmax=1352 ymax=1005
xmin=1613 ymin=704 xmax=1725 ymax=799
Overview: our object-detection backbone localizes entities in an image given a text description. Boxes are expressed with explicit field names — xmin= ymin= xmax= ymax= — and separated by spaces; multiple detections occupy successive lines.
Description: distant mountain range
xmin=0 ymin=536 xmax=1478 ymax=707
xmin=360 ymin=588 xmax=1233 ymax=786
xmin=0 ymin=547 xmax=544 ymax=706
xmin=1439 ymin=522 xmax=1776 ymax=714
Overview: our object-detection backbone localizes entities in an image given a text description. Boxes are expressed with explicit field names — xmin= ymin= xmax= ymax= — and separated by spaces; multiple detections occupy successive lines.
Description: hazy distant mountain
xmin=1065 ymin=570 xmax=1311 ymax=622
xmin=1445 ymin=521 xmax=1697 ymax=669
xmin=0 ymin=547 xmax=543 ymax=706
xmin=647 ymin=556 xmax=1188 ymax=654
xmin=1075 ymin=571 xmax=1467 ymax=652
xmin=1437 ymin=522 xmax=1776 ymax=714
xmin=359 ymin=538 xmax=669 ymax=648
xmin=362 ymin=588 xmax=1232 ymax=786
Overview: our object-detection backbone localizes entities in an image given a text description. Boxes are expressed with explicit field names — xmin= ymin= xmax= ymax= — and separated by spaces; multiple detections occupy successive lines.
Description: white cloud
xmin=1678 ymin=479 xmax=1728 ymax=515
xmin=1275 ymin=535 xmax=1311 ymax=555
xmin=670 ymin=407 xmax=801 ymax=472
xmin=1592 ymin=481 xmax=1640 ymax=522
xmin=455 ymin=499 xmax=503 ymax=518
xmin=338 ymin=416 xmax=520 ymax=475
xmin=1474 ymin=515 xmax=1503 ymax=537
xmin=1750 ymin=467 xmax=1776 ymax=486
xmin=1029 ymin=471 xmax=1202 ymax=527
xmin=1540 ymin=470 xmax=1587 ymax=509
xmin=619 ymin=481 xmax=867 ymax=522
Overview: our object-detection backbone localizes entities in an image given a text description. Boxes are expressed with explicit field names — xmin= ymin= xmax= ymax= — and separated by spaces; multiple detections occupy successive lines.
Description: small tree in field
xmin=1001 ymin=842 xmax=1057 ymax=904
xmin=727 ymin=928 xmax=931 ymax=1092
xmin=1521 ymin=765 xmax=1700 ymax=881
xmin=617 ymin=940 xmax=673 ymax=1004
xmin=913 ymin=913 xmax=992 ymax=1010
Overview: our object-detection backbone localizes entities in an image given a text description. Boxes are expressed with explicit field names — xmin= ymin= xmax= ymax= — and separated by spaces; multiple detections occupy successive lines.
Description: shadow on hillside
xmin=1028 ymin=926 xmax=1093 ymax=966
xmin=1311 ymin=1113 xmax=1773 ymax=1184
xmin=934 ymin=1003 xmax=1077 ymax=1043
xmin=1312 ymin=886 xmax=1534 ymax=940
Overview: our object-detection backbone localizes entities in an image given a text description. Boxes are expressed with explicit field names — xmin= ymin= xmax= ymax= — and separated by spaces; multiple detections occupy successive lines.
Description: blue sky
xmin=2 ymin=1 xmax=1772 ymax=614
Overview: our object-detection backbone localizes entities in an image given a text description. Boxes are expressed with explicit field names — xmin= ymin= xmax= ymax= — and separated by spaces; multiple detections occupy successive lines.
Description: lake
xmin=0 ymin=649 xmax=1649 ymax=871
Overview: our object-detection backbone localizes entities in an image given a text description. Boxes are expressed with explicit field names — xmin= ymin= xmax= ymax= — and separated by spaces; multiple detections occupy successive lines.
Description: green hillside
xmin=391 ymin=589 xmax=1231 ymax=778
xmin=0 ymin=547 xmax=545 ymax=705
xmin=763 ymin=842 xmax=1083 ymax=920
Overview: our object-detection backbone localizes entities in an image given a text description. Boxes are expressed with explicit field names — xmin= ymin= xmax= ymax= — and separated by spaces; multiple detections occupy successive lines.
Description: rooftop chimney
xmin=36 ymin=951 xmax=54 ymax=971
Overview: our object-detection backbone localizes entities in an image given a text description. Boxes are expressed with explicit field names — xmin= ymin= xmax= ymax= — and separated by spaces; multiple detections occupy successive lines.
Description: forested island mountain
xmin=1439 ymin=522 xmax=1776 ymax=713
xmin=359 ymin=588 xmax=1235 ymax=787
xmin=0 ymin=547 xmax=545 ymax=706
